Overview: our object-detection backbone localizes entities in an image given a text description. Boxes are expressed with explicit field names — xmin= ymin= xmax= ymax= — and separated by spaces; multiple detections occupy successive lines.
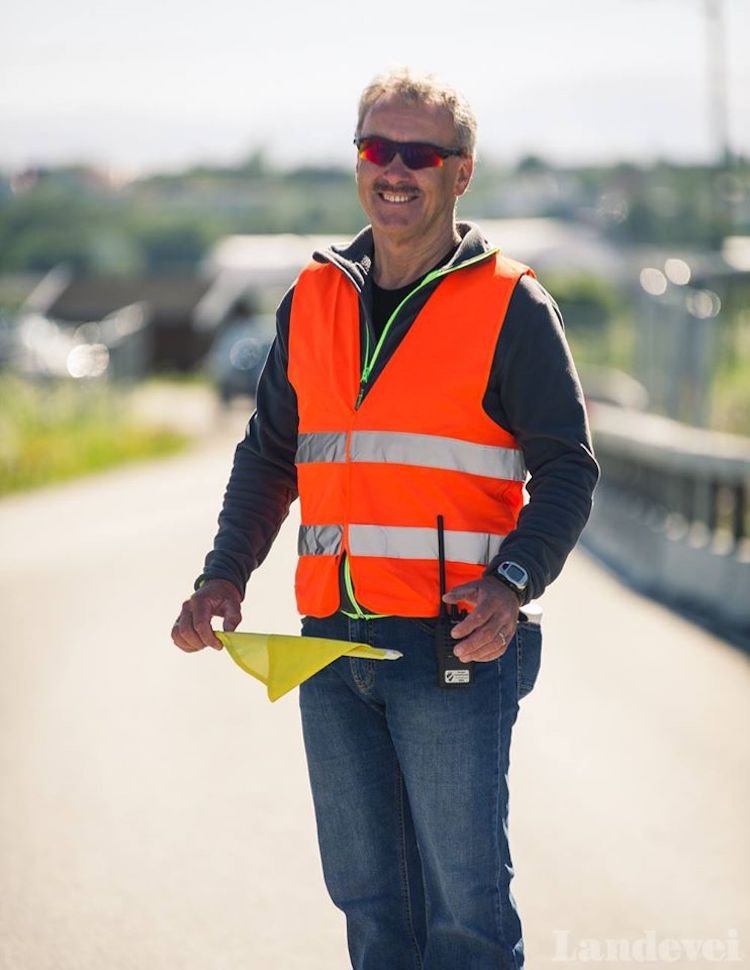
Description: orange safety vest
xmin=288 ymin=249 xmax=534 ymax=618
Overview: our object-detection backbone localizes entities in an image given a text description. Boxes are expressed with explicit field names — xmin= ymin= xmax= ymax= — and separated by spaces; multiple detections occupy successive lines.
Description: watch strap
xmin=490 ymin=572 xmax=525 ymax=604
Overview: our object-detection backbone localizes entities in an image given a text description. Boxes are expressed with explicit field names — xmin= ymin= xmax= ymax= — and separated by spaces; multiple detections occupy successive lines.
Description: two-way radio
xmin=435 ymin=515 xmax=474 ymax=689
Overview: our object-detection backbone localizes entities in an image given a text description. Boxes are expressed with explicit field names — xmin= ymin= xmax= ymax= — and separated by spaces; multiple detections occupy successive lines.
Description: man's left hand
xmin=442 ymin=577 xmax=521 ymax=662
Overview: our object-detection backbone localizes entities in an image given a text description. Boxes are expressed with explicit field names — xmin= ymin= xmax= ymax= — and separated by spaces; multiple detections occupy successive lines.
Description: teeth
xmin=381 ymin=192 xmax=413 ymax=203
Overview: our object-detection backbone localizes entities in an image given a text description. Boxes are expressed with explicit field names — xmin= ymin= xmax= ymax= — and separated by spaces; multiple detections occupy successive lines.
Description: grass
xmin=569 ymin=313 xmax=750 ymax=438
xmin=0 ymin=375 xmax=188 ymax=496
xmin=712 ymin=360 xmax=750 ymax=437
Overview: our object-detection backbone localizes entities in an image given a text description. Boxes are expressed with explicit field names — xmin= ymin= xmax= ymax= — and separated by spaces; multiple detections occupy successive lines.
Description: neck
xmin=372 ymin=225 xmax=461 ymax=289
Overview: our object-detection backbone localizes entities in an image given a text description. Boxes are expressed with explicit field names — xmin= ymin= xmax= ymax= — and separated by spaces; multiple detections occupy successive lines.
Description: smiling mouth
xmin=377 ymin=190 xmax=418 ymax=204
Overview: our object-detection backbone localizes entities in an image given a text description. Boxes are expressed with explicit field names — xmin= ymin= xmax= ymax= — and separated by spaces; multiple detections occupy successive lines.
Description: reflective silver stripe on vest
xmin=296 ymin=431 xmax=347 ymax=464
xmin=350 ymin=430 xmax=526 ymax=480
xmin=298 ymin=524 xmax=343 ymax=556
xmin=296 ymin=429 xmax=525 ymax=480
xmin=348 ymin=525 xmax=505 ymax=565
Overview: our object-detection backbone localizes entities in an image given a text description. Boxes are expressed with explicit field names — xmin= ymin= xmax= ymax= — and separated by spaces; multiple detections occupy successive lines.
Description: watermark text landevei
xmin=552 ymin=929 xmax=741 ymax=963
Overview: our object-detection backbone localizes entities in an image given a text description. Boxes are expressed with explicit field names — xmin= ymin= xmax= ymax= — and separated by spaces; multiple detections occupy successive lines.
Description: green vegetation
xmin=0 ymin=376 xmax=188 ymax=496
xmin=1 ymin=153 xmax=748 ymax=437
xmin=2 ymin=157 xmax=747 ymax=276
xmin=541 ymin=272 xmax=632 ymax=370
xmin=712 ymin=340 xmax=750 ymax=435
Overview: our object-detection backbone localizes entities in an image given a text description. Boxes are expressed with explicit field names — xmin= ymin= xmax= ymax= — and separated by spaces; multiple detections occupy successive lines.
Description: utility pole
xmin=703 ymin=0 xmax=735 ymax=245
xmin=704 ymin=0 xmax=731 ymax=169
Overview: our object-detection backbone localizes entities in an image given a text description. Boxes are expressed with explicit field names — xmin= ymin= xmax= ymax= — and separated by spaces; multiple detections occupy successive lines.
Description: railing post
xmin=732 ymin=482 xmax=746 ymax=552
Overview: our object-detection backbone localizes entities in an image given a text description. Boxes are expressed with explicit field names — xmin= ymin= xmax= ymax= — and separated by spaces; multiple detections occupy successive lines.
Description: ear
xmin=454 ymin=154 xmax=474 ymax=198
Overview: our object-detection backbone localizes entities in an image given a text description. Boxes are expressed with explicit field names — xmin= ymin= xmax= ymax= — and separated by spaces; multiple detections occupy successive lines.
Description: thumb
xmin=443 ymin=581 xmax=479 ymax=604
xmin=222 ymin=603 xmax=242 ymax=632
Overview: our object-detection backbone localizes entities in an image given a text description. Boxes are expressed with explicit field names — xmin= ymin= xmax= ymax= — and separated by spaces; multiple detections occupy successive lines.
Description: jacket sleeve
xmin=482 ymin=274 xmax=599 ymax=603
xmin=196 ymin=287 xmax=299 ymax=597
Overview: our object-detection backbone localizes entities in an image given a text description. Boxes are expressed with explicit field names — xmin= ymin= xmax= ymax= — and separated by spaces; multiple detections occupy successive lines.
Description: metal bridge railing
xmin=583 ymin=402 xmax=750 ymax=643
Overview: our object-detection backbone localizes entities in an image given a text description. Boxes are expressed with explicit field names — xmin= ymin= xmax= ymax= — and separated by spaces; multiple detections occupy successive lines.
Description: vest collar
xmin=312 ymin=221 xmax=494 ymax=293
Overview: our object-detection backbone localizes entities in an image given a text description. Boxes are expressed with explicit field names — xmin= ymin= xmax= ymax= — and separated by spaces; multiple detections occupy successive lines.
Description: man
xmin=173 ymin=69 xmax=598 ymax=969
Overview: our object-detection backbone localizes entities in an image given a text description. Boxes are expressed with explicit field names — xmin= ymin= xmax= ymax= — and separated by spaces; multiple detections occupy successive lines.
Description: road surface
xmin=2 ymin=420 xmax=749 ymax=968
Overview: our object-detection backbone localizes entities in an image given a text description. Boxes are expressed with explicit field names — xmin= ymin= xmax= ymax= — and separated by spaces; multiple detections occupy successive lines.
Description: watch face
xmin=500 ymin=562 xmax=528 ymax=587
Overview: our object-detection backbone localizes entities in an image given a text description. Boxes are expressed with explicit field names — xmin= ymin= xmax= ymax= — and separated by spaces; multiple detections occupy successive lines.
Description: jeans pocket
xmin=516 ymin=620 xmax=543 ymax=701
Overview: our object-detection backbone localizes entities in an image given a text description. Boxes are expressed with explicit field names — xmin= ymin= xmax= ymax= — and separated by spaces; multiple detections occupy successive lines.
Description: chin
xmin=370 ymin=203 xmax=420 ymax=231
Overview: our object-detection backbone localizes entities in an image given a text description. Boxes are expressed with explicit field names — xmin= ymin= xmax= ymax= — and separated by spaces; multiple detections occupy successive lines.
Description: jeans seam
xmin=516 ymin=627 xmax=523 ymax=701
xmin=348 ymin=618 xmax=376 ymax=695
xmin=350 ymin=659 xmax=375 ymax=693
xmin=492 ymin=656 xmax=510 ymax=960
xmin=497 ymin=652 xmax=524 ymax=969
xmin=492 ymin=659 xmax=505 ymax=943
xmin=396 ymin=765 xmax=424 ymax=970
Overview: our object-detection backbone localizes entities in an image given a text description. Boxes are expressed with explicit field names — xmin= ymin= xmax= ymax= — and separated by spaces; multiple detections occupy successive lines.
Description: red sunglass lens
xmin=358 ymin=138 xmax=396 ymax=166
xmin=403 ymin=145 xmax=444 ymax=169
xmin=358 ymin=138 xmax=444 ymax=170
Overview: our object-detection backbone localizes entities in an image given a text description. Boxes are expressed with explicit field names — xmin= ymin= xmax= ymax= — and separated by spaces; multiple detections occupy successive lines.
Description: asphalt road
xmin=2 ymin=419 xmax=749 ymax=969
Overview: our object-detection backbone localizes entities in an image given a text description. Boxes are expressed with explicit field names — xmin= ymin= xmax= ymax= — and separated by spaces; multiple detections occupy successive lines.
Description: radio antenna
xmin=437 ymin=515 xmax=449 ymax=617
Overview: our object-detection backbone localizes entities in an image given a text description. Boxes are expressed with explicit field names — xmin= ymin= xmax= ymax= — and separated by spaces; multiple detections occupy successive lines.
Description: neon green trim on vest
xmin=360 ymin=248 xmax=500 ymax=391
xmin=347 ymin=247 xmax=501 ymax=616
xmin=340 ymin=555 xmax=388 ymax=621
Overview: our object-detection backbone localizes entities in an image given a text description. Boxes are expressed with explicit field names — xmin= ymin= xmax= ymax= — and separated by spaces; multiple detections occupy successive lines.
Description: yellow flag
xmin=217 ymin=631 xmax=402 ymax=702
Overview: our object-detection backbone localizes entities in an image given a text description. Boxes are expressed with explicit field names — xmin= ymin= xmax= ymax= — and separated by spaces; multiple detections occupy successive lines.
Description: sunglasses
xmin=354 ymin=136 xmax=466 ymax=170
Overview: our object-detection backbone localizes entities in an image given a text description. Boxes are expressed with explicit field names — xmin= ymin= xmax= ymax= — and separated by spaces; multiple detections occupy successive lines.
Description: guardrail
xmin=583 ymin=402 xmax=750 ymax=644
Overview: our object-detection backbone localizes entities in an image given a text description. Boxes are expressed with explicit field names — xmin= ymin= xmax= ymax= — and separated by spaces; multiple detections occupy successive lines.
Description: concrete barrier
xmin=583 ymin=402 xmax=750 ymax=644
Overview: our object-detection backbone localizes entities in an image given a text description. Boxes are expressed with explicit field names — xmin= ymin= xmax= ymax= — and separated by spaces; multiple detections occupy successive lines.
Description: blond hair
xmin=356 ymin=68 xmax=477 ymax=156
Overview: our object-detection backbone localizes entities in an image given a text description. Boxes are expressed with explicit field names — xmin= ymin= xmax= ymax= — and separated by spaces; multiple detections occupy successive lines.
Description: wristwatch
xmin=493 ymin=561 xmax=529 ymax=602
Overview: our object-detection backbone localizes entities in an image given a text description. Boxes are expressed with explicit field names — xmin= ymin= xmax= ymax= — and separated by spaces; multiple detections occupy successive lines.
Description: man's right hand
xmin=171 ymin=579 xmax=242 ymax=652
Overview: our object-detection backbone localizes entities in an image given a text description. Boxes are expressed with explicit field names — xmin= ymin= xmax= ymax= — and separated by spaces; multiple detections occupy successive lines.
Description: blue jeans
xmin=299 ymin=613 xmax=543 ymax=970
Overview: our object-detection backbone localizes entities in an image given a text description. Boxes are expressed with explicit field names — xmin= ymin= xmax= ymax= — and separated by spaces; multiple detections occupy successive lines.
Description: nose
xmin=380 ymin=150 xmax=411 ymax=179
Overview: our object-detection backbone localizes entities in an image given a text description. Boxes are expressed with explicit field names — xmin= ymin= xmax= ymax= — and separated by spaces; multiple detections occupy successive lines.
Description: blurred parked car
xmin=10 ymin=304 xmax=148 ymax=381
xmin=206 ymin=313 xmax=274 ymax=403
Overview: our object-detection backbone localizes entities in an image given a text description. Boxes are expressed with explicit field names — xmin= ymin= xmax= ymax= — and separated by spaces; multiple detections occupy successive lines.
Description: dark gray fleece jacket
xmin=197 ymin=222 xmax=599 ymax=610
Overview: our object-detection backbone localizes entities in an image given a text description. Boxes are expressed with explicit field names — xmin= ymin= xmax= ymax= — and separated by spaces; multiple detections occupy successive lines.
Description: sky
xmin=2 ymin=0 xmax=749 ymax=175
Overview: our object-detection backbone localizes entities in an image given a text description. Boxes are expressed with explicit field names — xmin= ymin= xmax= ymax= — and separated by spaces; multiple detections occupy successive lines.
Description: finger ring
xmin=497 ymin=630 xmax=507 ymax=645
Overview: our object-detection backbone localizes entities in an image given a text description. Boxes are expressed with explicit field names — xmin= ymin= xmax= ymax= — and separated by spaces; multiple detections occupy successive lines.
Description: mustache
xmin=373 ymin=181 xmax=419 ymax=194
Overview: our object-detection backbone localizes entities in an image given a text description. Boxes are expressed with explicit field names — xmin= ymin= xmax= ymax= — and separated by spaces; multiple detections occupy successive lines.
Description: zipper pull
xmin=355 ymin=385 xmax=365 ymax=409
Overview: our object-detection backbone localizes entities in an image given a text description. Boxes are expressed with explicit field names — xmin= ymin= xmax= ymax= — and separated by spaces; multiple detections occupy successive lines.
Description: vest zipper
xmin=341 ymin=423 xmax=386 ymax=620
xmin=355 ymin=300 xmax=375 ymax=410
xmin=353 ymin=248 xmax=499 ymax=411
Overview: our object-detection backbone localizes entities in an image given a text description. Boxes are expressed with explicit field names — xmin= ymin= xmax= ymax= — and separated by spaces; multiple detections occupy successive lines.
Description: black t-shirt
xmin=370 ymin=246 xmax=458 ymax=340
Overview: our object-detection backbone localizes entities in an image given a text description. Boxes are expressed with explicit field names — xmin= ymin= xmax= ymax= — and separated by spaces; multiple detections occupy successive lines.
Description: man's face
xmin=355 ymin=96 xmax=474 ymax=246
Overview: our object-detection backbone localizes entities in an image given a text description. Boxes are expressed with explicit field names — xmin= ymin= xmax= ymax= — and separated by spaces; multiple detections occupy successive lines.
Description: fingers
xmin=442 ymin=581 xmax=480 ymax=605
xmin=171 ymin=599 xmax=207 ymax=652
xmin=445 ymin=576 xmax=520 ymax=663
xmin=221 ymin=599 xmax=242 ymax=633
xmin=449 ymin=595 xmax=494 ymax=639
xmin=171 ymin=580 xmax=242 ymax=652
xmin=191 ymin=596 xmax=224 ymax=650
xmin=454 ymin=623 xmax=510 ymax=663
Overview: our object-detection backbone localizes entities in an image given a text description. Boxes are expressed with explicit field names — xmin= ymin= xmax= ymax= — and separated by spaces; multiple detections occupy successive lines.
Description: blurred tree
xmin=1 ymin=157 xmax=748 ymax=275
xmin=544 ymin=273 xmax=623 ymax=335
xmin=515 ymin=154 xmax=551 ymax=174
xmin=132 ymin=221 xmax=216 ymax=272
xmin=236 ymin=149 xmax=269 ymax=177
xmin=5 ymin=224 xmax=93 ymax=274
xmin=541 ymin=272 xmax=628 ymax=372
